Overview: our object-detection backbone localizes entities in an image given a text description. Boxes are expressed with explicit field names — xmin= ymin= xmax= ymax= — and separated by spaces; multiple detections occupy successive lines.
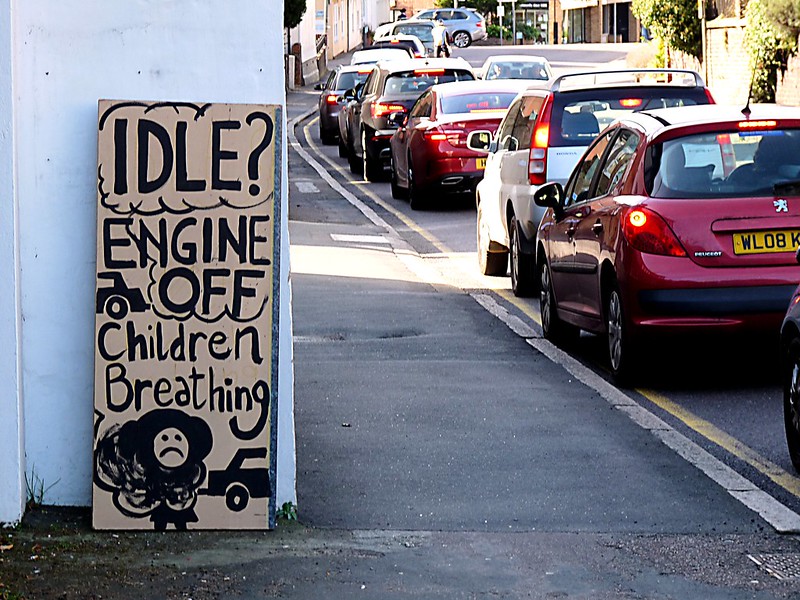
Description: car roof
xmin=336 ymin=64 xmax=374 ymax=74
xmin=376 ymin=57 xmax=473 ymax=74
xmin=523 ymin=69 xmax=707 ymax=93
xmin=482 ymin=54 xmax=549 ymax=65
xmin=622 ymin=103 xmax=800 ymax=136
xmin=352 ymin=48 xmax=410 ymax=62
xmin=429 ymin=79 xmax=532 ymax=96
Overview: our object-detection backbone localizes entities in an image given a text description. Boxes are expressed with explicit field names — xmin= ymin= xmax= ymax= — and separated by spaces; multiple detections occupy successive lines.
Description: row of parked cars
xmin=315 ymin=51 xmax=800 ymax=471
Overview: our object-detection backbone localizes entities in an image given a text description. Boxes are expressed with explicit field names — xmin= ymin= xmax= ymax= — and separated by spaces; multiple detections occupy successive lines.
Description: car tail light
xmin=621 ymin=207 xmax=687 ymax=257
xmin=528 ymin=96 xmax=553 ymax=185
xmin=424 ymin=128 xmax=463 ymax=146
xmin=738 ymin=120 xmax=777 ymax=130
xmin=371 ymin=103 xmax=405 ymax=118
xmin=476 ymin=21 xmax=484 ymax=28
xmin=325 ymin=94 xmax=338 ymax=105
xmin=415 ymin=68 xmax=445 ymax=75
xmin=704 ymin=88 xmax=716 ymax=103
xmin=619 ymin=98 xmax=642 ymax=108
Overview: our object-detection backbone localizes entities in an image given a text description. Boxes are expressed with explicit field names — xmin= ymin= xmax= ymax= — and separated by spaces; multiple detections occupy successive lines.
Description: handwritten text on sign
xmin=92 ymin=101 xmax=281 ymax=531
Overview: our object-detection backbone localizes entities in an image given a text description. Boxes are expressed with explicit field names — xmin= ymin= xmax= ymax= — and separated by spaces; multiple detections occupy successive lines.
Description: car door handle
xmin=592 ymin=221 xmax=603 ymax=235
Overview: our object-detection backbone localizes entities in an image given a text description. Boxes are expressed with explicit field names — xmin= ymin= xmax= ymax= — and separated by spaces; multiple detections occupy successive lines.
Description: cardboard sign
xmin=92 ymin=100 xmax=282 ymax=530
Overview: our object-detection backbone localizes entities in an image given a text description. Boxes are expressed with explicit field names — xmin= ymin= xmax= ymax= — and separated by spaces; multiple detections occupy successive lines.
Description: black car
xmin=315 ymin=65 xmax=372 ymax=144
xmin=345 ymin=57 xmax=474 ymax=181
xmin=781 ymin=257 xmax=800 ymax=472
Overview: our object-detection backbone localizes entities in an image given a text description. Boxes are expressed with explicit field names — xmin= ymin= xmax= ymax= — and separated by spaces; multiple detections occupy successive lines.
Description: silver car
xmin=414 ymin=8 xmax=487 ymax=48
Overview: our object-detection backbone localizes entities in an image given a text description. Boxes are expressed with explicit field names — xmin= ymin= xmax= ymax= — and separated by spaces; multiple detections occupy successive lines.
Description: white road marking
xmin=330 ymin=234 xmax=390 ymax=244
xmin=294 ymin=181 xmax=320 ymax=194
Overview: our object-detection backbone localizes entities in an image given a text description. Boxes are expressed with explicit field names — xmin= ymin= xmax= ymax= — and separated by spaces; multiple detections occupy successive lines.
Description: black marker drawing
xmin=94 ymin=408 xmax=213 ymax=530
xmin=95 ymin=272 xmax=150 ymax=319
xmin=201 ymin=447 xmax=271 ymax=512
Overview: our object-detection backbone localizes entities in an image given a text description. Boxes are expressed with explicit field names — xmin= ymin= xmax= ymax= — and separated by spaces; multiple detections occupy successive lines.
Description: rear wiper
xmin=773 ymin=179 xmax=800 ymax=195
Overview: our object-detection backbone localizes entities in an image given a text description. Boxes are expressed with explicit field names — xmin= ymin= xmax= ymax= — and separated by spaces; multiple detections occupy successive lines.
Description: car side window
xmin=409 ymin=92 xmax=432 ymax=119
xmin=594 ymin=129 xmax=639 ymax=197
xmin=496 ymin=99 xmax=520 ymax=151
xmin=452 ymin=10 xmax=468 ymax=20
xmin=325 ymin=71 xmax=336 ymax=90
xmin=436 ymin=10 xmax=453 ymax=20
xmin=512 ymin=96 xmax=544 ymax=151
xmin=563 ymin=130 xmax=615 ymax=207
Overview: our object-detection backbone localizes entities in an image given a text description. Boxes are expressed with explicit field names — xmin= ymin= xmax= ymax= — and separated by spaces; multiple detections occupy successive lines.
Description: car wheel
xmin=390 ymin=162 xmax=407 ymax=199
xmin=539 ymin=259 xmax=579 ymax=347
xmin=338 ymin=135 xmax=348 ymax=158
xmin=225 ymin=483 xmax=250 ymax=512
xmin=320 ymin=125 xmax=336 ymax=145
xmin=452 ymin=31 xmax=471 ymax=48
xmin=510 ymin=215 xmax=536 ymax=297
xmin=784 ymin=338 xmax=800 ymax=471
xmin=348 ymin=136 xmax=362 ymax=174
xmin=477 ymin=201 xmax=507 ymax=276
xmin=408 ymin=157 xmax=428 ymax=210
xmin=606 ymin=281 xmax=638 ymax=383
xmin=362 ymin=129 xmax=383 ymax=182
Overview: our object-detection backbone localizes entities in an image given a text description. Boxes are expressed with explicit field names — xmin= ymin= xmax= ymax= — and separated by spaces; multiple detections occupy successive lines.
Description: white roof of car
xmin=350 ymin=48 xmax=411 ymax=65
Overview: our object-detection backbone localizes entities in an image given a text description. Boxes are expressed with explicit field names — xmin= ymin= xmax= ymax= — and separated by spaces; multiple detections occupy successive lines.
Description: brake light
xmin=325 ymin=94 xmax=338 ymax=105
xmin=371 ymin=103 xmax=405 ymax=118
xmin=619 ymin=98 xmax=642 ymax=108
xmin=704 ymin=88 xmax=716 ymax=103
xmin=425 ymin=130 xmax=447 ymax=141
xmin=476 ymin=21 xmax=484 ymax=28
xmin=415 ymin=68 xmax=445 ymax=75
xmin=357 ymin=68 xmax=373 ymax=74
xmin=528 ymin=97 xmax=553 ymax=185
xmin=738 ymin=120 xmax=777 ymax=129
xmin=424 ymin=128 xmax=463 ymax=145
xmin=621 ymin=207 xmax=686 ymax=257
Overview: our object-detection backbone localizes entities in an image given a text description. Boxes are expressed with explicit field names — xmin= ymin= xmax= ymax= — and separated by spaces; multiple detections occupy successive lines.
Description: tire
xmin=784 ymin=338 xmax=800 ymax=471
xmin=362 ymin=129 xmax=383 ymax=182
xmin=408 ymin=157 xmax=428 ymax=210
xmin=225 ymin=483 xmax=250 ymax=512
xmin=390 ymin=164 xmax=407 ymax=199
xmin=510 ymin=216 xmax=536 ymax=297
xmin=605 ymin=281 xmax=638 ymax=383
xmin=105 ymin=297 xmax=129 ymax=320
xmin=539 ymin=260 xmax=579 ymax=347
xmin=452 ymin=31 xmax=471 ymax=48
xmin=477 ymin=201 xmax=507 ymax=276
xmin=338 ymin=136 xmax=348 ymax=158
xmin=320 ymin=125 xmax=336 ymax=145
xmin=348 ymin=137 xmax=362 ymax=174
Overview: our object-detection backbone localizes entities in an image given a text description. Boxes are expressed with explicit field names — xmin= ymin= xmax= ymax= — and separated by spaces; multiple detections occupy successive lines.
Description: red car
xmin=534 ymin=104 xmax=800 ymax=381
xmin=389 ymin=79 xmax=529 ymax=209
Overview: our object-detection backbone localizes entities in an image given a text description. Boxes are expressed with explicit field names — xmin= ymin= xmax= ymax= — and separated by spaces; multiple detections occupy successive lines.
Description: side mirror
xmin=533 ymin=182 xmax=564 ymax=212
xmin=387 ymin=112 xmax=407 ymax=127
xmin=466 ymin=130 xmax=493 ymax=152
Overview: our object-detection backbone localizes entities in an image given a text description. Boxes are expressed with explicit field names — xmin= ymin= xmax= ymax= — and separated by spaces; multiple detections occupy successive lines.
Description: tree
xmin=764 ymin=0 xmax=800 ymax=40
xmin=632 ymin=0 xmax=702 ymax=61
xmin=285 ymin=0 xmax=307 ymax=30
xmin=744 ymin=0 xmax=796 ymax=102
xmin=435 ymin=0 xmax=499 ymax=19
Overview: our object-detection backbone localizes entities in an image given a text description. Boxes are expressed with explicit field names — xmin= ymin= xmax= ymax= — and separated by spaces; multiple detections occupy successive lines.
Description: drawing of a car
xmin=203 ymin=447 xmax=271 ymax=512
xmin=95 ymin=272 xmax=150 ymax=319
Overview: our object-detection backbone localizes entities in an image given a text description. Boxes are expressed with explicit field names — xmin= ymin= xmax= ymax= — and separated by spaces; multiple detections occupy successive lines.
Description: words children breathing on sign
xmin=92 ymin=100 xmax=282 ymax=531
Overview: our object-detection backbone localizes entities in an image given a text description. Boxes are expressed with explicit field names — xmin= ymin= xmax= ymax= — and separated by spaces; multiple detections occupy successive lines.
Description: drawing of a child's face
xmin=154 ymin=427 xmax=190 ymax=468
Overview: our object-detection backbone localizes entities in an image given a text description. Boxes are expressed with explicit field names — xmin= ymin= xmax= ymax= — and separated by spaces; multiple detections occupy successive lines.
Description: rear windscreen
xmin=336 ymin=71 xmax=369 ymax=91
xmin=383 ymin=69 xmax=475 ymax=95
xmin=552 ymin=89 xmax=711 ymax=147
xmin=485 ymin=61 xmax=549 ymax=81
xmin=440 ymin=92 xmax=518 ymax=114
xmin=647 ymin=128 xmax=800 ymax=199
xmin=393 ymin=23 xmax=434 ymax=43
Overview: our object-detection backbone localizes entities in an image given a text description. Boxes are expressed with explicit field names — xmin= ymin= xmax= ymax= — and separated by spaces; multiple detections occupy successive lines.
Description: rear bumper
xmin=421 ymin=157 xmax=487 ymax=193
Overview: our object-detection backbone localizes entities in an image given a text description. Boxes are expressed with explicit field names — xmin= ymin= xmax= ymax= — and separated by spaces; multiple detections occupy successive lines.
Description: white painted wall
xmin=0 ymin=0 xmax=25 ymax=523
xmin=1 ymin=0 xmax=294 ymax=521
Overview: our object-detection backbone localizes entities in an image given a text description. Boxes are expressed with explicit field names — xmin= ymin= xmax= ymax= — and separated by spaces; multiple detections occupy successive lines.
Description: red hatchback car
xmin=389 ymin=79 xmax=530 ymax=209
xmin=534 ymin=104 xmax=800 ymax=381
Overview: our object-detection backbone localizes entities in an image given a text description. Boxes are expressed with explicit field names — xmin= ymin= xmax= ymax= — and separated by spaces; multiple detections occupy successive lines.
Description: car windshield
xmin=646 ymin=128 xmax=800 ymax=199
xmin=485 ymin=61 xmax=549 ymax=81
xmin=383 ymin=69 xmax=474 ymax=94
xmin=552 ymin=90 xmax=710 ymax=147
xmin=394 ymin=23 xmax=434 ymax=42
xmin=439 ymin=92 xmax=518 ymax=114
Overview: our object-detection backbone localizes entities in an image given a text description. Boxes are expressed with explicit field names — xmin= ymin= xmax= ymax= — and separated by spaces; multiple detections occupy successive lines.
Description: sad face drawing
xmin=94 ymin=409 xmax=213 ymax=530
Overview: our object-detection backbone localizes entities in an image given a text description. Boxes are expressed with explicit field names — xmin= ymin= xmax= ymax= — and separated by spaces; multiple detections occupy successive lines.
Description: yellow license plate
xmin=476 ymin=158 xmax=486 ymax=170
xmin=732 ymin=229 xmax=800 ymax=255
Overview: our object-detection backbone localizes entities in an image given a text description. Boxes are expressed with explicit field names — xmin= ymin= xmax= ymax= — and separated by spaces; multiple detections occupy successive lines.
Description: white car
xmin=478 ymin=54 xmax=552 ymax=82
xmin=350 ymin=47 xmax=411 ymax=65
xmin=470 ymin=69 xmax=715 ymax=296
xmin=374 ymin=19 xmax=450 ymax=57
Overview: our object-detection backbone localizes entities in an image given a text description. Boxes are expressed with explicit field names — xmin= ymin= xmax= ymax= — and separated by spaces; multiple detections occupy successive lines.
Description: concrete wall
xmin=0 ymin=0 xmax=295 ymax=522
